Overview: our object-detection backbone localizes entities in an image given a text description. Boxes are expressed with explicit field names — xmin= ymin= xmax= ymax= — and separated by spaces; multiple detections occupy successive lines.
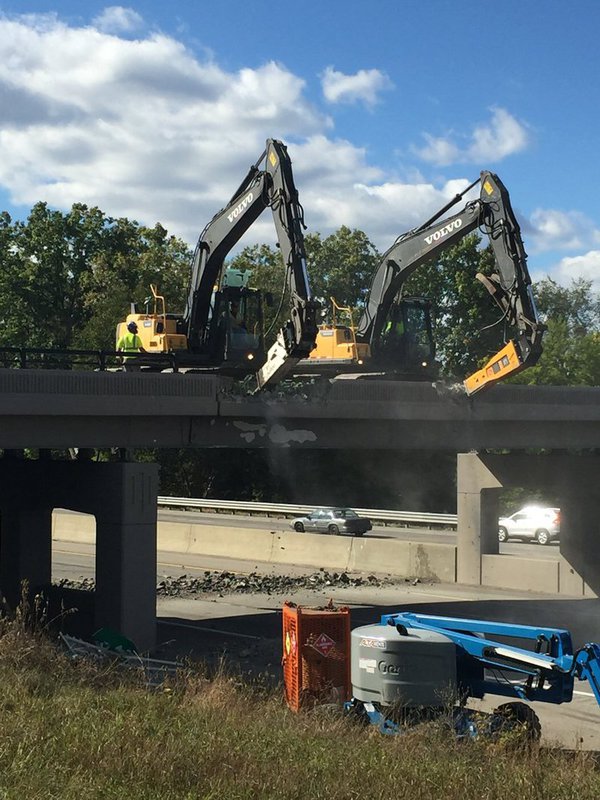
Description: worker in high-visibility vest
xmin=384 ymin=318 xmax=405 ymax=339
xmin=117 ymin=321 xmax=146 ymax=360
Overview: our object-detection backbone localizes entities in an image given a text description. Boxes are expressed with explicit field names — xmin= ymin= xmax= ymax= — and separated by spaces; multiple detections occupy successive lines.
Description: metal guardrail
xmin=0 ymin=346 xmax=181 ymax=372
xmin=157 ymin=496 xmax=457 ymax=529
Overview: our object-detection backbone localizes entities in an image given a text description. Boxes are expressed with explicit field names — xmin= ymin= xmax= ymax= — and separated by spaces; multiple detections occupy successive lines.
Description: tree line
xmin=2 ymin=202 xmax=599 ymax=510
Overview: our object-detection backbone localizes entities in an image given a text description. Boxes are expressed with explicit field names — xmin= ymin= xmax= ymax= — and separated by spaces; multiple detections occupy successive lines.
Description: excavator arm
xmin=356 ymin=171 xmax=545 ymax=395
xmin=182 ymin=139 xmax=318 ymax=388
xmin=183 ymin=153 xmax=270 ymax=352
xmin=255 ymin=143 xmax=319 ymax=389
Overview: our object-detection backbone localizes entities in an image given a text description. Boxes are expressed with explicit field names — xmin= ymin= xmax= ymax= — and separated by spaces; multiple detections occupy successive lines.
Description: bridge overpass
xmin=0 ymin=368 xmax=599 ymax=651
xmin=1 ymin=368 xmax=600 ymax=449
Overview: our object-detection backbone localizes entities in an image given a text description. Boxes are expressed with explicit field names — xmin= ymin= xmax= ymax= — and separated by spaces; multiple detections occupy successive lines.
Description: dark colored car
xmin=290 ymin=507 xmax=372 ymax=536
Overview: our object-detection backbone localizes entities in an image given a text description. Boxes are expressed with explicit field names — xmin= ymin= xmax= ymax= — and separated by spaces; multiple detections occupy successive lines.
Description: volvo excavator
xmin=116 ymin=139 xmax=319 ymax=389
xmin=303 ymin=171 xmax=545 ymax=395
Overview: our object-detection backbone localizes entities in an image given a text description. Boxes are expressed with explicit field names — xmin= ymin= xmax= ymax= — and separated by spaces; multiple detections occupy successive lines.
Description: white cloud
xmin=526 ymin=208 xmax=600 ymax=252
xmin=0 ymin=13 xmax=461 ymax=251
xmin=0 ymin=14 xmax=329 ymax=242
xmin=415 ymin=107 xmax=530 ymax=166
xmin=555 ymin=250 xmax=600 ymax=289
xmin=321 ymin=66 xmax=393 ymax=108
xmin=92 ymin=6 xmax=144 ymax=34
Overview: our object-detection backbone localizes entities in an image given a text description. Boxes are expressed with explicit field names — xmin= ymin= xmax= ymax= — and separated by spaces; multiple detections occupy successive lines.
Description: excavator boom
xmin=184 ymin=139 xmax=318 ymax=373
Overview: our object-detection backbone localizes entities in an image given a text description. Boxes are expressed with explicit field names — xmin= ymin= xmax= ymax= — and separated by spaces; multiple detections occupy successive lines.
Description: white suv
xmin=498 ymin=507 xmax=560 ymax=546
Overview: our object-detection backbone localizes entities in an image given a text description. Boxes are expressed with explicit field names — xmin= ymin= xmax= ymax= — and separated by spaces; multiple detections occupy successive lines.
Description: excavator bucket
xmin=463 ymin=340 xmax=523 ymax=395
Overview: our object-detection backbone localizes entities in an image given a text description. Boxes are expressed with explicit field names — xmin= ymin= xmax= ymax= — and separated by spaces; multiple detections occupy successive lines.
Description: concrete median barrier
xmin=158 ymin=521 xmax=277 ymax=563
xmin=52 ymin=510 xmax=456 ymax=581
xmin=52 ymin=510 xmax=95 ymax=543
xmin=482 ymin=553 xmax=597 ymax=597
xmin=268 ymin=530 xmax=355 ymax=571
xmin=483 ymin=554 xmax=559 ymax=594
xmin=56 ymin=511 xmax=586 ymax=593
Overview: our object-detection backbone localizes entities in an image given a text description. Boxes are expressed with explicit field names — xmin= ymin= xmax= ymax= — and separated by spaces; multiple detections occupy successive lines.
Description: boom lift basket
xmin=282 ymin=601 xmax=351 ymax=712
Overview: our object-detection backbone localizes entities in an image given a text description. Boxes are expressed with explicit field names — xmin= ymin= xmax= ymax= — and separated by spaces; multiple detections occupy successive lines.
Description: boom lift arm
xmin=183 ymin=139 xmax=318 ymax=387
xmin=356 ymin=172 xmax=545 ymax=394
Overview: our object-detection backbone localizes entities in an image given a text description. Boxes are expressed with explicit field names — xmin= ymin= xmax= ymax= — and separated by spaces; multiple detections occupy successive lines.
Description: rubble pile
xmin=156 ymin=569 xmax=397 ymax=596
xmin=57 ymin=569 xmax=399 ymax=597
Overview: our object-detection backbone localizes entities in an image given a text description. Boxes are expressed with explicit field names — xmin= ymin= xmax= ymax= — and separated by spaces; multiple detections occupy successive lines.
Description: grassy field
xmin=1 ymin=609 xmax=600 ymax=800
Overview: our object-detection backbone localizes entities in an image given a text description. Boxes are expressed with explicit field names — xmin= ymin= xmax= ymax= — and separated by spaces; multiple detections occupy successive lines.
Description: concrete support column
xmin=0 ymin=457 xmax=159 ymax=652
xmin=94 ymin=463 xmax=158 ymax=652
xmin=559 ymin=478 xmax=600 ymax=597
xmin=0 ymin=504 xmax=52 ymax=608
xmin=456 ymin=453 xmax=502 ymax=585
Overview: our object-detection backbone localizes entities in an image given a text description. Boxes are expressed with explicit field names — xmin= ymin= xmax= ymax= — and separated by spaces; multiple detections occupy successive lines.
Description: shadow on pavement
xmin=155 ymin=595 xmax=600 ymax=677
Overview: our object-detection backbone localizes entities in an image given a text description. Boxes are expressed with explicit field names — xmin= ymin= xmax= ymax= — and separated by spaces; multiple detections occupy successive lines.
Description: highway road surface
xmin=52 ymin=535 xmax=600 ymax=751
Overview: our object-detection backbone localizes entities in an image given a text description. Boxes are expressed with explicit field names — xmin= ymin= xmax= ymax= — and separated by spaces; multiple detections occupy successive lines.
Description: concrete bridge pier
xmin=0 ymin=457 xmax=158 ymax=651
xmin=457 ymin=452 xmax=600 ymax=595
xmin=456 ymin=453 xmax=502 ymax=586
xmin=0 ymin=501 xmax=53 ymax=609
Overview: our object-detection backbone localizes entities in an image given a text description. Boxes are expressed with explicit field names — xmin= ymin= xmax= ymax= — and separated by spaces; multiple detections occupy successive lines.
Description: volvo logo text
xmin=424 ymin=218 xmax=462 ymax=245
xmin=227 ymin=192 xmax=254 ymax=223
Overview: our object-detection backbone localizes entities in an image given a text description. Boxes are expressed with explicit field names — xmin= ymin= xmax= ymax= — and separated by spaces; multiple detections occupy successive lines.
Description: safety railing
xmin=157 ymin=496 xmax=457 ymax=530
xmin=0 ymin=346 xmax=182 ymax=371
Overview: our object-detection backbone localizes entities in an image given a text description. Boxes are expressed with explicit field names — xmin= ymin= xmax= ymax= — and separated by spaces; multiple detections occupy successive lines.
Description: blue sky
xmin=0 ymin=1 xmax=598 ymax=287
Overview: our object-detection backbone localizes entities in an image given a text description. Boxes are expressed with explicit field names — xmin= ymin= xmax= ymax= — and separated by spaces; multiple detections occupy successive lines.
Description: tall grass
xmin=0 ymin=606 xmax=599 ymax=799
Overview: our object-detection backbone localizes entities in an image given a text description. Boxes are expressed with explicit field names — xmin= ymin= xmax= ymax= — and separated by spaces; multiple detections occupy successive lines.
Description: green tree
xmin=0 ymin=211 xmax=26 ymax=345
xmin=535 ymin=277 xmax=600 ymax=333
xmin=304 ymin=226 xmax=380 ymax=311
xmin=0 ymin=203 xmax=109 ymax=348
xmin=78 ymin=220 xmax=190 ymax=350
xmin=227 ymin=228 xmax=380 ymax=342
xmin=514 ymin=278 xmax=600 ymax=386
xmin=0 ymin=203 xmax=191 ymax=351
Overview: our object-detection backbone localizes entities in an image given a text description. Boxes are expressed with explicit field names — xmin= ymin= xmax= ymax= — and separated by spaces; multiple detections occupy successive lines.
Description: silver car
xmin=498 ymin=507 xmax=560 ymax=545
xmin=290 ymin=507 xmax=372 ymax=536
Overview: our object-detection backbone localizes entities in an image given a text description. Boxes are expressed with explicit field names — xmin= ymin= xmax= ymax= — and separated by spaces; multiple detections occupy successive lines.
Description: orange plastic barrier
xmin=282 ymin=601 xmax=351 ymax=712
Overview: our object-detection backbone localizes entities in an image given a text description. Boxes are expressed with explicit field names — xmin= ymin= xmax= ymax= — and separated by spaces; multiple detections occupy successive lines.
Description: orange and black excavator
xmin=304 ymin=171 xmax=545 ymax=395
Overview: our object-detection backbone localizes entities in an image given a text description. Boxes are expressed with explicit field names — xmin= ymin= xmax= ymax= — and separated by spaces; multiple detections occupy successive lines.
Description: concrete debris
xmin=158 ymin=570 xmax=397 ymax=596
xmin=56 ymin=569 xmax=400 ymax=597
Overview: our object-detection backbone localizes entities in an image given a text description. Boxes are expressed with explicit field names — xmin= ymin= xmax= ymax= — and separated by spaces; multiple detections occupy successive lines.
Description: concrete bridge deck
xmin=0 ymin=369 xmax=598 ymax=449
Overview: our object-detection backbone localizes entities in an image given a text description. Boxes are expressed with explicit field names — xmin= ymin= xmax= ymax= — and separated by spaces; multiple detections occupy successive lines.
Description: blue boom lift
xmin=346 ymin=612 xmax=600 ymax=738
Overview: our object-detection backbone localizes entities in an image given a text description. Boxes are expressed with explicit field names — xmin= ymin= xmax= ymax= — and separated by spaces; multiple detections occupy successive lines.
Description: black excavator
xmin=116 ymin=139 xmax=319 ymax=389
xmin=302 ymin=171 xmax=545 ymax=395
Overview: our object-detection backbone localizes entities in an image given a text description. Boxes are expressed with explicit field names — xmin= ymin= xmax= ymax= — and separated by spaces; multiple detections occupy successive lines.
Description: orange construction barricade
xmin=282 ymin=601 xmax=351 ymax=712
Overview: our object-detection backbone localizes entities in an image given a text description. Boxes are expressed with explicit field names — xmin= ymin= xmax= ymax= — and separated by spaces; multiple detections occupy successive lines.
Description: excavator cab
xmin=207 ymin=269 xmax=266 ymax=373
xmin=378 ymin=298 xmax=437 ymax=378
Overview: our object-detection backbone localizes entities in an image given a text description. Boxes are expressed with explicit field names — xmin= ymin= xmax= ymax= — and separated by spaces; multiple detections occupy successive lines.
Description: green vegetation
xmin=1 ymin=613 xmax=600 ymax=800
xmin=0 ymin=203 xmax=190 ymax=351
